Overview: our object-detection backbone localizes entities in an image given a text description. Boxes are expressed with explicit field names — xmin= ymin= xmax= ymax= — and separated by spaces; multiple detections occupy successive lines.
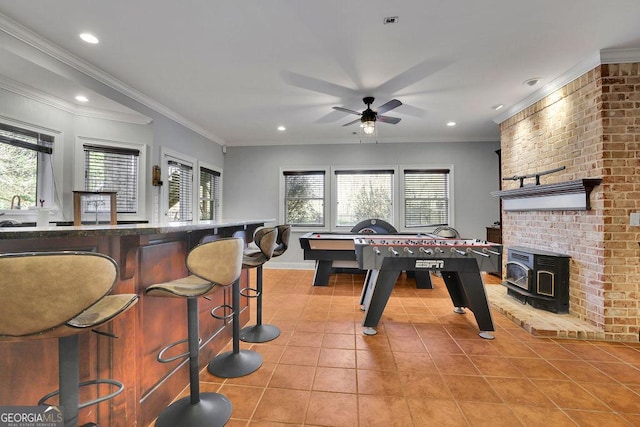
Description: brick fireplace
xmin=498 ymin=59 xmax=640 ymax=342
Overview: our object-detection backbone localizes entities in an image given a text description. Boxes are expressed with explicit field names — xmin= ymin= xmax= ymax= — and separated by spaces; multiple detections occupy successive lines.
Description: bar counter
xmin=0 ymin=219 xmax=272 ymax=427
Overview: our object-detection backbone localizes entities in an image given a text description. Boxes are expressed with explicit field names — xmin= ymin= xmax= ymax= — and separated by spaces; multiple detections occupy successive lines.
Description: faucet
xmin=10 ymin=195 xmax=21 ymax=210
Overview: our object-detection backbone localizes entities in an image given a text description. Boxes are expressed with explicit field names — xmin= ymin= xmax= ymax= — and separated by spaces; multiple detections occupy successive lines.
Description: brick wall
xmin=499 ymin=63 xmax=640 ymax=342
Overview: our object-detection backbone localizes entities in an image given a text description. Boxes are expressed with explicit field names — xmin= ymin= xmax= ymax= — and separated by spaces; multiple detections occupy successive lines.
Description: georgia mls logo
xmin=415 ymin=259 xmax=444 ymax=269
xmin=0 ymin=405 xmax=63 ymax=427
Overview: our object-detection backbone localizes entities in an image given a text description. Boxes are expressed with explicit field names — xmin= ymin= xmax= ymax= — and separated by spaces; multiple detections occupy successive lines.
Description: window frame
xmin=280 ymin=164 xmax=455 ymax=232
xmin=332 ymin=166 xmax=397 ymax=231
xmin=279 ymin=167 xmax=329 ymax=231
xmin=161 ymin=147 xmax=196 ymax=223
xmin=197 ymin=161 xmax=222 ymax=222
xmin=0 ymin=116 xmax=63 ymax=216
xmin=75 ymin=136 xmax=146 ymax=221
xmin=400 ymin=166 xmax=453 ymax=229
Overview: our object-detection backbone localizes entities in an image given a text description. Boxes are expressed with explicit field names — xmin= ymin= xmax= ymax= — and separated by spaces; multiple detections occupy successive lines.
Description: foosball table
xmin=354 ymin=236 xmax=502 ymax=339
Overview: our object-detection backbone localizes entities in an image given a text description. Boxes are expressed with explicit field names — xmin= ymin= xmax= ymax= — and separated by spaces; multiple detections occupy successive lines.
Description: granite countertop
xmin=0 ymin=218 xmax=274 ymax=239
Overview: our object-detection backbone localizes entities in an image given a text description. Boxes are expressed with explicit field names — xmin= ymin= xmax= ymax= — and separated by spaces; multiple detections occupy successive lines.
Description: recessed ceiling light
xmin=492 ymin=104 xmax=504 ymax=111
xmin=79 ymin=33 xmax=99 ymax=44
xmin=277 ymin=126 xmax=286 ymax=131
xmin=446 ymin=121 xmax=456 ymax=127
xmin=524 ymin=78 xmax=541 ymax=87
xmin=75 ymin=95 xmax=89 ymax=102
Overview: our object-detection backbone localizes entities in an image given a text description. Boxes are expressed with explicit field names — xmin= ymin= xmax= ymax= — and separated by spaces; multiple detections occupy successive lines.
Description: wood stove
xmin=503 ymin=246 xmax=570 ymax=313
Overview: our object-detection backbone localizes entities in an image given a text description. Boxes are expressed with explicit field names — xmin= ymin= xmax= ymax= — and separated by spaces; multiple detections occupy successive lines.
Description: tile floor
xmin=165 ymin=269 xmax=640 ymax=426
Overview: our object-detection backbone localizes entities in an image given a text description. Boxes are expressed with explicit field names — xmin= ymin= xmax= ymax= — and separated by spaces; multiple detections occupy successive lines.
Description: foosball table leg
xmin=479 ymin=331 xmax=495 ymax=340
xmin=363 ymin=327 xmax=377 ymax=336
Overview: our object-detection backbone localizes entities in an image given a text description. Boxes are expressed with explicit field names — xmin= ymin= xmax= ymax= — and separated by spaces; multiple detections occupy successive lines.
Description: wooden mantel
xmin=491 ymin=178 xmax=602 ymax=211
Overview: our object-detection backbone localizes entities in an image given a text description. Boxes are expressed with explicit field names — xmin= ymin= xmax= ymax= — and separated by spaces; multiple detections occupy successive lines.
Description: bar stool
xmin=240 ymin=224 xmax=290 ymax=343
xmin=145 ymin=237 xmax=243 ymax=427
xmin=0 ymin=251 xmax=138 ymax=427
xmin=208 ymin=227 xmax=277 ymax=377
xmin=433 ymin=226 xmax=461 ymax=238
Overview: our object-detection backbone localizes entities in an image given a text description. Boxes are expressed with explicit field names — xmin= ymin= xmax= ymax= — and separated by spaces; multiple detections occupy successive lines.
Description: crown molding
xmin=0 ymin=75 xmax=152 ymax=125
xmin=0 ymin=13 xmax=225 ymax=144
xmin=600 ymin=47 xmax=640 ymax=64
xmin=493 ymin=48 xmax=640 ymax=125
xmin=492 ymin=51 xmax=601 ymax=124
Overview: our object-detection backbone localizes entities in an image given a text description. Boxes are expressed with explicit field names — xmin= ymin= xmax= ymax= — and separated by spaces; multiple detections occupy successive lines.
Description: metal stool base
xmin=239 ymin=324 xmax=281 ymax=343
xmin=155 ymin=392 xmax=232 ymax=427
xmin=207 ymin=349 xmax=262 ymax=378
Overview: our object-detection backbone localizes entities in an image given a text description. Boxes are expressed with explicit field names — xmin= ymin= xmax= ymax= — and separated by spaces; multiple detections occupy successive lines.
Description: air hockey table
xmin=299 ymin=231 xmax=435 ymax=287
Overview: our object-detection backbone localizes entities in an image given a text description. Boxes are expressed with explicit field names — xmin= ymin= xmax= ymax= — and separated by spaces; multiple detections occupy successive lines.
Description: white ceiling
xmin=0 ymin=1 xmax=639 ymax=147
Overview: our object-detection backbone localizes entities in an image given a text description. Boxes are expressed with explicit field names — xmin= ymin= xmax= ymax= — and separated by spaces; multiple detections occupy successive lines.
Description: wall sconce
xmin=152 ymin=165 xmax=163 ymax=186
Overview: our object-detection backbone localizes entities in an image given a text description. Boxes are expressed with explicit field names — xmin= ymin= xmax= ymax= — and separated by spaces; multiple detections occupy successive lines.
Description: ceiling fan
xmin=333 ymin=97 xmax=402 ymax=135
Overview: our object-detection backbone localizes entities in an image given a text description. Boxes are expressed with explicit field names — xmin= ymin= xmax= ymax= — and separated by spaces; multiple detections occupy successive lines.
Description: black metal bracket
xmin=503 ymin=166 xmax=566 ymax=187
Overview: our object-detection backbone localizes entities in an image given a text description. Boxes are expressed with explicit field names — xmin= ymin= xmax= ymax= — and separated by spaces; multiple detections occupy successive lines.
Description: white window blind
xmin=283 ymin=170 xmax=325 ymax=227
xmin=199 ymin=167 xmax=221 ymax=221
xmin=167 ymin=159 xmax=193 ymax=222
xmin=84 ymin=144 xmax=139 ymax=213
xmin=335 ymin=170 xmax=393 ymax=227
xmin=404 ymin=169 xmax=450 ymax=227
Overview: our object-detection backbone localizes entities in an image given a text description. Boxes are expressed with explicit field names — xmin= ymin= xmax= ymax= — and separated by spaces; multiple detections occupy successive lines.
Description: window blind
xmin=199 ymin=167 xmax=221 ymax=221
xmin=404 ymin=169 xmax=450 ymax=227
xmin=0 ymin=123 xmax=53 ymax=154
xmin=283 ymin=170 xmax=325 ymax=226
xmin=167 ymin=159 xmax=193 ymax=222
xmin=335 ymin=170 xmax=394 ymax=227
xmin=84 ymin=144 xmax=139 ymax=213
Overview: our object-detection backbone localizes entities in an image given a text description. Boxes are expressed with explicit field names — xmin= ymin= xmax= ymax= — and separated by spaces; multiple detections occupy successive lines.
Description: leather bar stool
xmin=207 ymin=227 xmax=277 ymax=377
xmin=0 ymin=251 xmax=138 ymax=427
xmin=145 ymin=237 xmax=243 ymax=427
xmin=240 ymin=224 xmax=290 ymax=343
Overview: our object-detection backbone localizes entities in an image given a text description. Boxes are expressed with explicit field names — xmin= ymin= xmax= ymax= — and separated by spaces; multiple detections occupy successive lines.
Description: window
xmin=403 ymin=169 xmax=450 ymax=227
xmin=167 ymin=159 xmax=193 ymax=222
xmin=0 ymin=123 xmax=53 ymax=210
xmin=283 ymin=170 xmax=325 ymax=227
xmin=84 ymin=144 xmax=139 ymax=213
xmin=335 ymin=169 xmax=394 ymax=227
xmin=199 ymin=166 xmax=221 ymax=221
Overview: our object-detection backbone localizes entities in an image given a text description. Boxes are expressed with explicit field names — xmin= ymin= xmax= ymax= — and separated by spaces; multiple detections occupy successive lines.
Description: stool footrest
xmin=210 ymin=304 xmax=234 ymax=320
xmin=239 ymin=286 xmax=260 ymax=299
xmin=158 ymin=337 xmax=202 ymax=363
xmin=39 ymin=378 xmax=124 ymax=409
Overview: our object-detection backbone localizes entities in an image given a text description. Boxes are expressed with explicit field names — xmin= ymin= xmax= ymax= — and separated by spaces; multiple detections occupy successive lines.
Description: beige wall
xmin=500 ymin=63 xmax=640 ymax=342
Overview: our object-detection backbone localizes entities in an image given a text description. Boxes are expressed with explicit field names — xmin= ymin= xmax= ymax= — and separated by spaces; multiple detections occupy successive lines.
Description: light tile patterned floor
xmin=157 ymin=269 xmax=640 ymax=426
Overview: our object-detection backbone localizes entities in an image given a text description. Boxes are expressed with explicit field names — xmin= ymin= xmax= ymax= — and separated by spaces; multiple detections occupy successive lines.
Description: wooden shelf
xmin=491 ymin=179 xmax=602 ymax=211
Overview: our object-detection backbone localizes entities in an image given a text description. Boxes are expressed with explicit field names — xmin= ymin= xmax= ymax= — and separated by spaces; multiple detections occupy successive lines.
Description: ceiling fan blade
xmin=281 ymin=71 xmax=358 ymax=98
xmin=342 ymin=118 xmax=362 ymax=127
xmin=333 ymin=106 xmax=362 ymax=115
xmin=377 ymin=115 xmax=401 ymax=124
xmin=376 ymin=99 xmax=402 ymax=115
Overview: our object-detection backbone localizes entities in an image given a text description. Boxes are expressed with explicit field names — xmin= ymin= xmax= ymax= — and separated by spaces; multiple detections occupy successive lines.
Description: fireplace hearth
xmin=503 ymin=246 xmax=570 ymax=314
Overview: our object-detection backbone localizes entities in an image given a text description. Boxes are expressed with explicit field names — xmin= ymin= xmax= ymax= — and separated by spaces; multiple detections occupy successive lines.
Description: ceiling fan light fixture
xmin=362 ymin=121 xmax=376 ymax=135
